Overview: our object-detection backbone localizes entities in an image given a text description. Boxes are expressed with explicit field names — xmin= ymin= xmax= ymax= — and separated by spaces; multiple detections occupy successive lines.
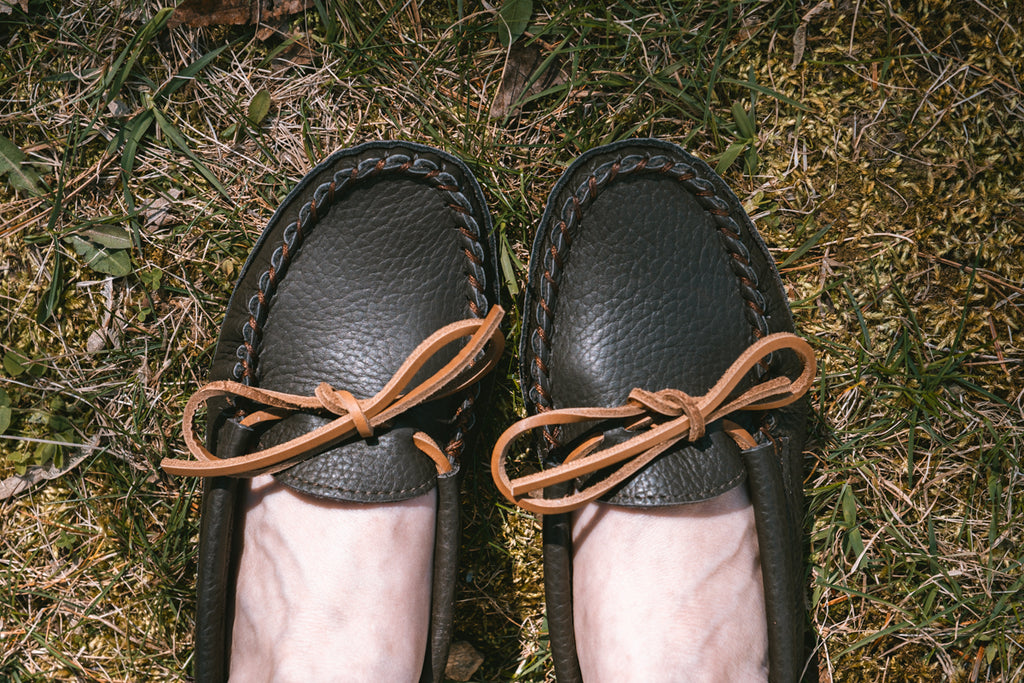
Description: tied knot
xmin=628 ymin=388 xmax=706 ymax=440
xmin=315 ymin=384 xmax=374 ymax=438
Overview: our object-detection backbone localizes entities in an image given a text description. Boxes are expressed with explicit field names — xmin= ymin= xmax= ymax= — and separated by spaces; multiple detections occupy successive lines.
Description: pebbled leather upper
xmin=523 ymin=139 xmax=803 ymax=505
xmin=546 ymin=174 xmax=750 ymax=503
xmin=208 ymin=142 xmax=497 ymax=502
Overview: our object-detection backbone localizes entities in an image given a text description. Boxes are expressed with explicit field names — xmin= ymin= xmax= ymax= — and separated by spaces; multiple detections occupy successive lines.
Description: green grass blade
xmin=35 ymin=251 xmax=64 ymax=324
xmin=715 ymin=140 xmax=746 ymax=174
xmin=720 ymin=76 xmax=809 ymax=111
xmin=153 ymin=43 xmax=230 ymax=103
xmin=102 ymin=8 xmax=173 ymax=104
xmin=151 ymin=107 xmax=230 ymax=200
xmin=119 ymin=109 xmax=156 ymax=175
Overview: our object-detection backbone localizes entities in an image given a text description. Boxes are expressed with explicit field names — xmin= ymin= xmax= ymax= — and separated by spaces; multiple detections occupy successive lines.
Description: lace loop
xmin=162 ymin=306 xmax=505 ymax=478
xmin=490 ymin=332 xmax=815 ymax=514
xmin=628 ymin=388 xmax=706 ymax=440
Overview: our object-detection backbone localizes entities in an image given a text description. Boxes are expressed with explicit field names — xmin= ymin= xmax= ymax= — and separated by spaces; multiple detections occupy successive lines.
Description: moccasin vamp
xmin=517 ymin=138 xmax=810 ymax=682
xmin=182 ymin=140 xmax=499 ymax=683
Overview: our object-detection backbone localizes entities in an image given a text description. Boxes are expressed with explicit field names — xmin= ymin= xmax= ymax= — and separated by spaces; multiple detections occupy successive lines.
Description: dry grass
xmin=1 ymin=0 xmax=1022 ymax=681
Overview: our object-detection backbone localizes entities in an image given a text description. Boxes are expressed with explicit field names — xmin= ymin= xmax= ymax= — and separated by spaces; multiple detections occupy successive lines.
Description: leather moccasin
xmin=162 ymin=141 xmax=502 ymax=683
xmin=491 ymin=139 xmax=815 ymax=682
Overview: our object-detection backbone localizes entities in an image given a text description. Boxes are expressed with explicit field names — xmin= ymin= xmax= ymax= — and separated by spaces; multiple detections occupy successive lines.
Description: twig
xmin=923 ymin=253 xmax=1024 ymax=297
xmin=987 ymin=314 xmax=1013 ymax=380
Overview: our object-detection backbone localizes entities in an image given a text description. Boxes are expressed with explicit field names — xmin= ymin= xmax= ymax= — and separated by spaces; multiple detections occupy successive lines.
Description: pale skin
xmin=572 ymin=485 xmax=768 ymax=683
xmin=228 ymin=476 xmax=767 ymax=682
xmin=228 ymin=474 xmax=436 ymax=683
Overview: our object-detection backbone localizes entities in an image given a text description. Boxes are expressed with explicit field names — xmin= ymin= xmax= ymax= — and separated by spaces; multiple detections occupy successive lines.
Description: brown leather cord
xmin=412 ymin=432 xmax=452 ymax=475
xmin=491 ymin=332 xmax=815 ymax=514
xmin=161 ymin=306 xmax=505 ymax=478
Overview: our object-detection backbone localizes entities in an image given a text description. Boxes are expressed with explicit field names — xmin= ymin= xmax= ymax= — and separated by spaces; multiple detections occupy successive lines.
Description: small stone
xmin=107 ymin=99 xmax=131 ymax=117
xmin=444 ymin=641 xmax=484 ymax=682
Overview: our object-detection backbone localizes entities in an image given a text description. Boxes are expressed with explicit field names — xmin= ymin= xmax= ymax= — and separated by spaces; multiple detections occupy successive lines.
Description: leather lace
xmin=490 ymin=332 xmax=815 ymax=514
xmin=161 ymin=306 xmax=505 ymax=478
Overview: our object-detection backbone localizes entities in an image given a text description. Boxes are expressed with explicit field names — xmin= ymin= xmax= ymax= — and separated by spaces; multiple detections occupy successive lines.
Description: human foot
xmin=572 ymin=487 xmax=768 ymax=682
xmin=228 ymin=476 xmax=435 ymax=683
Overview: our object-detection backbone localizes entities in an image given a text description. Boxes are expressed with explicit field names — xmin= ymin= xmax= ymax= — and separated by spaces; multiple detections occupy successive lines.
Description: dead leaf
xmin=86 ymin=328 xmax=108 ymax=354
xmin=792 ymin=24 xmax=808 ymax=69
xmin=169 ymin=0 xmax=313 ymax=28
xmin=792 ymin=0 xmax=831 ymax=69
xmin=272 ymin=36 xmax=316 ymax=67
xmin=0 ymin=437 xmax=98 ymax=501
xmin=0 ymin=0 xmax=29 ymax=14
xmin=444 ymin=641 xmax=484 ymax=682
xmin=256 ymin=23 xmax=282 ymax=41
xmin=490 ymin=44 xmax=566 ymax=119
xmin=86 ymin=277 xmax=120 ymax=354
xmin=143 ymin=196 xmax=175 ymax=229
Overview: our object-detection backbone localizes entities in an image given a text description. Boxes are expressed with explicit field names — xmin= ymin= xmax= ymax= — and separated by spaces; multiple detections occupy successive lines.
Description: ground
xmin=0 ymin=1 xmax=1022 ymax=681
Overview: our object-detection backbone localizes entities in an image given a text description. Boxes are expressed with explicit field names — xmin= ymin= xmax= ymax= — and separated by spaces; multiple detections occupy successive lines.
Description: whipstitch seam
xmin=229 ymin=151 xmax=491 ymax=467
xmin=529 ymin=152 xmax=773 ymax=449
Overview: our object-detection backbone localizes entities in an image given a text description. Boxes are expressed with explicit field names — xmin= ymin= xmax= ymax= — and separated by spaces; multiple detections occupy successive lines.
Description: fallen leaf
xmin=0 ymin=437 xmax=98 ymax=501
xmin=86 ymin=329 xmax=108 ymax=354
xmin=143 ymin=196 xmax=175 ymax=228
xmin=87 ymin=277 xmax=121 ymax=353
xmin=490 ymin=44 xmax=566 ymax=119
xmin=792 ymin=0 xmax=830 ymax=69
xmin=0 ymin=0 xmax=29 ymax=14
xmin=0 ymin=133 xmax=42 ymax=195
xmin=256 ymin=24 xmax=282 ymax=41
xmin=272 ymin=36 xmax=316 ymax=67
xmin=792 ymin=24 xmax=808 ymax=69
xmin=169 ymin=0 xmax=313 ymax=28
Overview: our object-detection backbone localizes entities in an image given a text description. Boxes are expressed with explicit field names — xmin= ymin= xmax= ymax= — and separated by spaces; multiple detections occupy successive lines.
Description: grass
xmin=1 ymin=0 xmax=1022 ymax=680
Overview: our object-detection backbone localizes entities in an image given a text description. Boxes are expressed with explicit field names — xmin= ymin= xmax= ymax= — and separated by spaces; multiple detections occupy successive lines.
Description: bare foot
xmin=572 ymin=485 xmax=768 ymax=683
xmin=228 ymin=474 xmax=435 ymax=682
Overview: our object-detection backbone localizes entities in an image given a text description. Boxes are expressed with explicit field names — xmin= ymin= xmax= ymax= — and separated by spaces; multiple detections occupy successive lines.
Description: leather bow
xmin=162 ymin=306 xmax=505 ymax=478
xmin=491 ymin=332 xmax=815 ymax=514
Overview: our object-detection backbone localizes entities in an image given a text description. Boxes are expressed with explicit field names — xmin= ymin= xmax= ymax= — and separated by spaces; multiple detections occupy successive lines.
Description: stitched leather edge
xmin=269 ymin=468 xmax=438 ymax=499
xmin=599 ymin=470 xmax=746 ymax=506
xmin=525 ymin=149 xmax=773 ymax=451
xmin=230 ymin=150 xmax=492 ymax=466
